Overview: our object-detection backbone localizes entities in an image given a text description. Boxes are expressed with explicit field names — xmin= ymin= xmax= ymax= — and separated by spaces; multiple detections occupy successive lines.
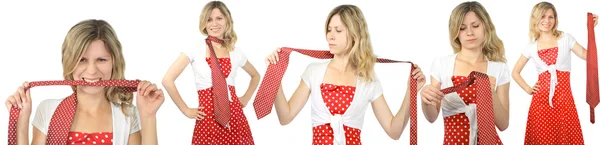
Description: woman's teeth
xmin=83 ymin=78 xmax=100 ymax=83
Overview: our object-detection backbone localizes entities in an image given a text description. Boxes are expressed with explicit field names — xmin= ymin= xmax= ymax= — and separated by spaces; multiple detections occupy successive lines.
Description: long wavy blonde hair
xmin=449 ymin=1 xmax=506 ymax=62
xmin=199 ymin=1 xmax=237 ymax=51
xmin=529 ymin=1 xmax=562 ymax=41
xmin=61 ymin=19 xmax=133 ymax=115
xmin=325 ymin=5 xmax=377 ymax=82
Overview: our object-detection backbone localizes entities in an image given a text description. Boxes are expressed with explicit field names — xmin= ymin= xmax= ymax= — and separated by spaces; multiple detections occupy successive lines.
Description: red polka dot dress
xmin=312 ymin=83 xmax=361 ymax=145
xmin=191 ymin=58 xmax=254 ymax=145
xmin=443 ymin=76 xmax=502 ymax=144
xmin=67 ymin=132 xmax=112 ymax=145
xmin=524 ymin=47 xmax=584 ymax=144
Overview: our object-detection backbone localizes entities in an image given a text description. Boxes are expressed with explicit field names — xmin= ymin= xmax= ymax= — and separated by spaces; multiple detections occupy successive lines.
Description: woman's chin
xmin=78 ymin=86 xmax=105 ymax=95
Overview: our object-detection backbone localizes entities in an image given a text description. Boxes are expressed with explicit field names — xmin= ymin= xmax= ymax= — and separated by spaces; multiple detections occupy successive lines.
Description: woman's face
xmin=206 ymin=8 xmax=227 ymax=39
xmin=537 ymin=8 xmax=556 ymax=33
xmin=458 ymin=11 xmax=485 ymax=51
xmin=326 ymin=14 xmax=349 ymax=55
xmin=72 ymin=39 xmax=113 ymax=95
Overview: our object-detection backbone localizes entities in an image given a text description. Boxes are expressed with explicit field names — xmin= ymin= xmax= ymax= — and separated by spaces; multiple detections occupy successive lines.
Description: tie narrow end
xmin=591 ymin=107 xmax=596 ymax=124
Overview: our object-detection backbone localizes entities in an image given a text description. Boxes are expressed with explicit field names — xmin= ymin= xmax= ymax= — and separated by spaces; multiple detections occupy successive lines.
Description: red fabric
xmin=586 ymin=12 xmax=599 ymax=124
xmin=67 ymin=132 xmax=113 ymax=145
xmin=190 ymin=58 xmax=254 ymax=145
xmin=440 ymin=71 xmax=503 ymax=144
xmin=205 ymin=36 xmax=232 ymax=127
xmin=524 ymin=47 xmax=584 ymax=144
xmin=8 ymin=80 xmax=139 ymax=145
xmin=252 ymin=47 xmax=418 ymax=144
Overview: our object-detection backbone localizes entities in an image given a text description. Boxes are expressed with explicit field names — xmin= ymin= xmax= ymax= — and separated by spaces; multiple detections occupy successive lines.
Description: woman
xmin=511 ymin=2 xmax=598 ymax=144
xmin=419 ymin=1 xmax=510 ymax=144
xmin=161 ymin=1 xmax=261 ymax=145
xmin=264 ymin=4 xmax=425 ymax=145
xmin=5 ymin=19 xmax=163 ymax=145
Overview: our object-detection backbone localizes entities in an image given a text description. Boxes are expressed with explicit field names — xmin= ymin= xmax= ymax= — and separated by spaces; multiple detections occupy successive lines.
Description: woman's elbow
xmin=252 ymin=75 xmax=262 ymax=83
xmin=497 ymin=121 xmax=509 ymax=131
xmin=161 ymin=78 xmax=173 ymax=86
xmin=252 ymin=73 xmax=261 ymax=79
xmin=426 ymin=117 xmax=436 ymax=123
xmin=388 ymin=133 xmax=401 ymax=140
xmin=278 ymin=118 xmax=291 ymax=126
xmin=424 ymin=114 xmax=437 ymax=123
xmin=385 ymin=126 xmax=403 ymax=140
xmin=511 ymin=72 xmax=520 ymax=80
xmin=276 ymin=114 xmax=293 ymax=125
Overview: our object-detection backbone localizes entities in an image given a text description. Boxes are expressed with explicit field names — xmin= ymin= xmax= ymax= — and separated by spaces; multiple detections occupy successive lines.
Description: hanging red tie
xmin=205 ymin=36 xmax=231 ymax=127
xmin=440 ymin=71 xmax=502 ymax=145
xmin=7 ymin=80 xmax=140 ymax=145
xmin=252 ymin=47 xmax=418 ymax=144
xmin=586 ymin=12 xmax=599 ymax=124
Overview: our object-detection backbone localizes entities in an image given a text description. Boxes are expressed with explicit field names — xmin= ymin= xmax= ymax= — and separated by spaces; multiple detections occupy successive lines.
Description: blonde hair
xmin=529 ymin=1 xmax=562 ymax=41
xmin=449 ymin=1 xmax=506 ymax=62
xmin=199 ymin=1 xmax=237 ymax=51
xmin=325 ymin=5 xmax=377 ymax=82
xmin=61 ymin=19 xmax=133 ymax=115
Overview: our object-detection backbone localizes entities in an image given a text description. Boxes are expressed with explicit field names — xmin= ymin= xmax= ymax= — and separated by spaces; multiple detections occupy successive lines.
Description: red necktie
xmin=440 ymin=71 xmax=502 ymax=145
xmin=586 ymin=12 xmax=599 ymax=124
xmin=205 ymin=36 xmax=231 ymax=127
xmin=7 ymin=80 xmax=140 ymax=145
xmin=252 ymin=47 xmax=418 ymax=144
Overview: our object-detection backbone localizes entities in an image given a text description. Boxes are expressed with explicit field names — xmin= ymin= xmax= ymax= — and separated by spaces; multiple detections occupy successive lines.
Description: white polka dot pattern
xmin=440 ymin=72 xmax=503 ymax=145
xmin=7 ymin=80 xmax=139 ymax=145
xmin=313 ymin=83 xmax=360 ymax=145
xmin=252 ymin=48 xmax=419 ymax=144
xmin=191 ymin=66 xmax=254 ymax=144
xmin=523 ymin=47 xmax=584 ymax=144
xmin=206 ymin=36 xmax=231 ymax=128
xmin=8 ymin=102 xmax=19 ymax=145
xmin=67 ymin=132 xmax=112 ymax=145
xmin=586 ymin=13 xmax=599 ymax=124
xmin=441 ymin=76 xmax=476 ymax=144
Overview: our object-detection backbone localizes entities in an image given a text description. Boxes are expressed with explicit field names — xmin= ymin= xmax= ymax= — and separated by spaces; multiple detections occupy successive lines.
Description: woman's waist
xmin=312 ymin=124 xmax=361 ymax=136
xmin=196 ymin=85 xmax=236 ymax=93
xmin=537 ymin=71 xmax=571 ymax=81
xmin=537 ymin=69 xmax=571 ymax=75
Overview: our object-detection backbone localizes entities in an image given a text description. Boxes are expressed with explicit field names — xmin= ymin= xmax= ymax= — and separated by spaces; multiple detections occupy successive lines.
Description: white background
xmin=1 ymin=0 xmax=599 ymax=144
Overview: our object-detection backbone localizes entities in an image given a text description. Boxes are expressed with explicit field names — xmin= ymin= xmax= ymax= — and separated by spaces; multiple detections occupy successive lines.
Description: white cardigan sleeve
xmin=31 ymin=99 xmax=62 ymax=135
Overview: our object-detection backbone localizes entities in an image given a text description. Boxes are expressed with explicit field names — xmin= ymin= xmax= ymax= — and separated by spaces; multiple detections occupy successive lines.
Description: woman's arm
xmin=371 ymin=91 xmax=410 ymax=140
xmin=274 ymin=82 xmax=311 ymax=125
xmin=493 ymin=83 xmax=510 ymax=131
xmin=31 ymin=127 xmax=47 ymax=145
xmin=420 ymin=77 xmax=443 ymax=123
xmin=238 ymin=61 xmax=261 ymax=107
xmin=572 ymin=42 xmax=588 ymax=60
xmin=6 ymin=82 xmax=34 ymax=145
xmin=129 ymin=81 xmax=165 ymax=145
xmin=16 ymin=111 xmax=30 ymax=145
xmin=162 ymin=53 xmax=204 ymax=119
xmin=371 ymin=64 xmax=425 ymax=139
xmin=512 ymin=55 xmax=536 ymax=94
xmin=572 ymin=14 xmax=598 ymax=60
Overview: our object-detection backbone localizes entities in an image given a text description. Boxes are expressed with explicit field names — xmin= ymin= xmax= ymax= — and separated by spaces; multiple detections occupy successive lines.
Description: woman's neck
xmin=538 ymin=31 xmax=556 ymax=42
xmin=76 ymin=90 xmax=111 ymax=114
xmin=457 ymin=48 xmax=486 ymax=64
xmin=331 ymin=53 xmax=353 ymax=73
